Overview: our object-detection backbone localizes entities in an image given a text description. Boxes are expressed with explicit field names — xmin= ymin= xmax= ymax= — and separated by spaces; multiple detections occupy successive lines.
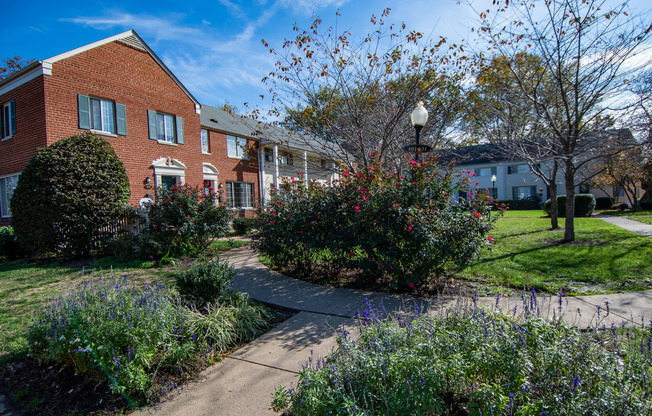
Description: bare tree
xmin=474 ymin=0 xmax=652 ymax=241
xmin=261 ymin=9 xmax=466 ymax=170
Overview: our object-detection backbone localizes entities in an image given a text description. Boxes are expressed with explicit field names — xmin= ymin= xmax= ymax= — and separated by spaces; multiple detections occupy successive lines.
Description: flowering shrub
xmin=27 ymin=272 xmax=272 ymax=405
xmin=145 ymin=184 xmax=232 ymax=257
xmin=253 ymin=156 xmax=497 ymax=287
xmin=273 ymin=298 xmax=652 ymax=414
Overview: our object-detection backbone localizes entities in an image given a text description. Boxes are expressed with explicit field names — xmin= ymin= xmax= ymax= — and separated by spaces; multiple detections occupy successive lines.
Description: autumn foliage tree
xmin=0 ymin=56 xmax=35 ymax=79
xmin=261 ymin=9 xmax=467 ymax=171
xmin=473 ymin=0 xmax=652 ymax=241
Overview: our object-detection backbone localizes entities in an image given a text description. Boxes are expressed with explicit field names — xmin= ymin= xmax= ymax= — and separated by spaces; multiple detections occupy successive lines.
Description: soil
xmin=0 ymin=305 xmax=296 ymax=416
xmin=275 ymin=264 xmax=476 ymax=299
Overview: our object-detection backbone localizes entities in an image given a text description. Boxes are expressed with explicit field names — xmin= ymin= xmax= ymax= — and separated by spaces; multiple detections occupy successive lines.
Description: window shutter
xmin=507 ymin=166 xmax=512 ymax=175
xmin=147 ymin=110 xmax=157 ymax=140
xmin=116 ymin=103 xmax=127 ymax=136
xmin=78 ymin=95 xmax=91 ymax=130
xmin=175 ymin=116 xmax=184 ymax=144
xmin=10 ymin=100 xmax=16 ymax=134
xmin=0 ymin=106 xmax=4 ymax=137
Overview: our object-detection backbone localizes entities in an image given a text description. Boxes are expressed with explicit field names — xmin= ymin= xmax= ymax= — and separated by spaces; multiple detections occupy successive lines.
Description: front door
xmin=161 ymin=175 xmax=177 ymax=190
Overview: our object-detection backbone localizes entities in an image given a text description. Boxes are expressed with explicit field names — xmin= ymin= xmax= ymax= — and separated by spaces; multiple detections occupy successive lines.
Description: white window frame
xmin=0 ymin=173 xmax=20 ymax=218
xmin=201 ymin=129 xmax=210 ymax=154
xmin=89 ymin=97 xmax=115 ymax=134
xmin=512 ymin=186 xmax=536 ymax=200
xmin=225 ymin=181 xmax=254 ymax=209
xmin=1 ymin=101 xmax=15 ymax=139
xmin=156 ymin=113 xmax=176 ymax=143
xmin=279 ymin=151 xmax=294 ymax=166
xmin=227 ymin=136 xmax=249 ymax=159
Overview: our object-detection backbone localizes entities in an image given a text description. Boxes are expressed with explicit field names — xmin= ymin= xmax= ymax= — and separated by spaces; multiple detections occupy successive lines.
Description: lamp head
xmin=410 ymin=101 xmax=428 ymax=127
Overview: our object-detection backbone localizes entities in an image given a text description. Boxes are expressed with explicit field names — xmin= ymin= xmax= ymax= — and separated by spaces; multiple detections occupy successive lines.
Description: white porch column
xmin=303 ymin=151 xmax=308 ymax=186
xmin=273 ymin=145 xmax=279 ymax=188
xmin=259 ymin=146 xmax=266 ymax=206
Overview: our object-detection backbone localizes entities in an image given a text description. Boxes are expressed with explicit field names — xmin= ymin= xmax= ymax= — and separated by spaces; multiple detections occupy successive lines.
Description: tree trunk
xmin=549 ymin=161 xmax=559 ymax=230
xmin=564 ymin=164 xmax=575 ymax=242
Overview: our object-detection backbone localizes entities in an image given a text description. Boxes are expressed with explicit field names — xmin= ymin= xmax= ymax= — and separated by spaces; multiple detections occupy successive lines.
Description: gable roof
xmin=439 ymin=143 xmax=515 ymax=166
xmin=200 ymin=105 xmax=332 ymax=155
xmin=0 ymin=30 xmax=200 ymax=113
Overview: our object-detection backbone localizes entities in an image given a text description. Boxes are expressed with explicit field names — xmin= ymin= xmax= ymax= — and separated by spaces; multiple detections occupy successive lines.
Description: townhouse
xmin=0 ymin=30 xmax=338 ymax=224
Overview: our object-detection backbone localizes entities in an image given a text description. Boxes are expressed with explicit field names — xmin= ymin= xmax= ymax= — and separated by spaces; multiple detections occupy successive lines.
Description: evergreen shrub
xmin=11 ymin=133 xmax=130 ymax=258
xmin=542 ymin=194 xmax=595 ymax=217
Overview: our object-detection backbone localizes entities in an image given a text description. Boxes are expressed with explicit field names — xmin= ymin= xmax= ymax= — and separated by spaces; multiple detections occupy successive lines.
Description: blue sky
xmin=2 ymin=0 xmax=650 ymax=112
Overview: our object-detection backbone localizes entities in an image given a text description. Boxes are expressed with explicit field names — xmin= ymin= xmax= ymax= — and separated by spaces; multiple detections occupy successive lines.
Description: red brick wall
xmin=0 ymin=76 xmax=48 ymax=225
xmin=42 ymin=41 xmax=202 ymax=206
xmin=204 ymin=129 xmax=260 ymax=217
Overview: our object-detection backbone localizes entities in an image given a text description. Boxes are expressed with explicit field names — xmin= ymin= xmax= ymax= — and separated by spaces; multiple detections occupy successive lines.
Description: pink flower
xmin=474 ymin=181 xmax=479 ymax=185
xmin=466 ymin=170 xmax=471 ymax=174
xmin=208 ymin=187 xmax=214 ymax=191
xmin=472 ymin=211 xmax=482 ymax=218
xmin=344 ymin=174 xmax=350 ymax=178
xmin=488 ymin=237 xmax=494 ymax=242
xmin=187 ymin=214 xmax=191 ymax=218
xmin=407 ymin=226 xmax=413 ymax=231
xmin=303 ymin=244 xmax=307 ymax=247
xmin=468 ymin=193 xmax=473 ymax=198
xmin=270 ymin=220 xmax=275 ymax=225
xmin=408 ymin=282 xmax=414 ymax=289
xmin=354 ymin=206 xmax=360 ymax=211
xmin=362 ymin=195 xmax=367 ymax=200
xmin=472 ymin=173 xmax=477 ymax=177
xmin=409 ymin=160 xmax=418 ymax=166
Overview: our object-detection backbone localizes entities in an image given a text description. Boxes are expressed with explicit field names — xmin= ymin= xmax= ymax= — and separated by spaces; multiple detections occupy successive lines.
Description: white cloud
xmin=276 ymin=0 xmax=350 ymax=16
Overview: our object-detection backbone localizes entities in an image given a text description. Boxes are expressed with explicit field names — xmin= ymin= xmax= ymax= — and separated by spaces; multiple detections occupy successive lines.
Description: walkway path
xmin=594 ymin=214 xmax=652 ymax=238
xmin=133 ymin=244 xmax=652 ymax=416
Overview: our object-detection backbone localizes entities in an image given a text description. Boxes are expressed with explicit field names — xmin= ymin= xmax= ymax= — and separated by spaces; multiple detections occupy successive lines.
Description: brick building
xmin=0 ymin=30 xmax=339 ymax=224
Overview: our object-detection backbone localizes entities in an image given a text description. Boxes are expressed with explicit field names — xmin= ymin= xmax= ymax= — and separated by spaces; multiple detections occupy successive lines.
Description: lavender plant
xmin=27 ymin=271 xmax=272 ymax=405
xmin=274 ymin=300 xmax=652 ymax=415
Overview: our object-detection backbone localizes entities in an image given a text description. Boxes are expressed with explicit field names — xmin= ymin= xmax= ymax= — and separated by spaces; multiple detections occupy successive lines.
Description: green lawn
xmin=458 ymin=210 xmax=652 ymax=295
xmin=0 ymin=238 xmax=250 ymax=361
xmin=601 ymin=209 xmax=652 ymax=225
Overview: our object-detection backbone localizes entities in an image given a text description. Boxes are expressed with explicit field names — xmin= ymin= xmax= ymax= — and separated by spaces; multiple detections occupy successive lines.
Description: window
xmin=1 ymin=100 xmax=16 ymax=139
xmin=512 ymin=186 xmax=537 ymax=200
xmin=321 ymin=159 xmax=333 ymax=170
xmin=147 ymin=110 xmax=184 ymax=144
xmin=225 ymin=181 xmax=254 ymax=208
xmin=264 ymin=147 xmax=273 ymax=162
xmin=0 ymin=174 xmax=19 ymax=218
xmin=227 ymin=136 xmax=248 ymax=159
xmin=201 ymin=129 xmax=210 ymax=153
xmin=78 ymin=95 xmax=126 ymax=135
xmin=508 ymin=164 xmax=530 ymax=174
xmin=474 ymin=167 xmax=497 ymax=177
xmin=279 ymin=152 xmax=294 ymax=166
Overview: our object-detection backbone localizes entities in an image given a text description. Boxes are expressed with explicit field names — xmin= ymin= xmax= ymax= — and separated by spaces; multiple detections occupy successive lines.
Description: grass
xmin=458 ymin=210 xmax=652 ymax=295
xmin=0 ymin=238 xmax=250 ymax=362
xmin=600 ymin=209 xmax=652 ymax=225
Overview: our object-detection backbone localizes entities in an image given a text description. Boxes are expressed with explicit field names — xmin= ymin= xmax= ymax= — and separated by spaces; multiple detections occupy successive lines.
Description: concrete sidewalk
xmin=595 ymin=214 xmax=652 ymax=238
xmin=134 ymin=244 xmax=651 ymax=415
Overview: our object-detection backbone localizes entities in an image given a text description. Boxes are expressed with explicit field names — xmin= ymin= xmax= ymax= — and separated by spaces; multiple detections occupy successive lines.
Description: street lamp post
xmin=407 ymin=101 xmax=429 ymax=162
xmin=491 ymin=174 xmax=497 ymax=199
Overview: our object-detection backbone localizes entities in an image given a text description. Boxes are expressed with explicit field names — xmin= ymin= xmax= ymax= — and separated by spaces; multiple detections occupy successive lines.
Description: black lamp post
xmin=407 ymin=101 xmax=429 ymax=162
xmin=491 ymin=174 xmax=496 ymax=199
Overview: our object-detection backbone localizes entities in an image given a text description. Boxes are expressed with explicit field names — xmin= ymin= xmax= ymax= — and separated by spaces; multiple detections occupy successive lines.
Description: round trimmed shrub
xmin=11 ymin=133 xmax=130 ymax=258
xmin=176 ymin=260 xmax=236 ymax=304
xmin=542 ymin=194 xmax=595 ymax=217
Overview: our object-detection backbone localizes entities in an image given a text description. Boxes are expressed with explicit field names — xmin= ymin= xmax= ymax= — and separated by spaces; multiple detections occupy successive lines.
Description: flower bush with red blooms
xmin=146 ymin=184 xmax=232 ymax=257
xmin=253 ymin=156 xmax=498 ymax=288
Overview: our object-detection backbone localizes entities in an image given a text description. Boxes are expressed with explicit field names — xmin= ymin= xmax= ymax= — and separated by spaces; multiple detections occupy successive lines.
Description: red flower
xmin=466 ymin=170 xmax=471 ymax=174
xmin=407 ymin=226 xmax=413 ymax=231
xmin=270 ymin=220 xmax=275 ymax=225
xmin=408 ymin=282 xmax=414 ymax=289
xmin=488 ymin=237 xmax=493 ymax=242
xmin=187 ymin=214 xmax=191 ymax=218
xmin=472 ymin=173 xmax=477 ymax=177
xmin=472 ymin=211 xmax=482 ymax=218
xmin=409 ymin=160 xmax=418 ymax=166
xmin=354 ymin=206 xmax=360 ymax=211
xmin=349 ymin=252 xmax=355 ymax=257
